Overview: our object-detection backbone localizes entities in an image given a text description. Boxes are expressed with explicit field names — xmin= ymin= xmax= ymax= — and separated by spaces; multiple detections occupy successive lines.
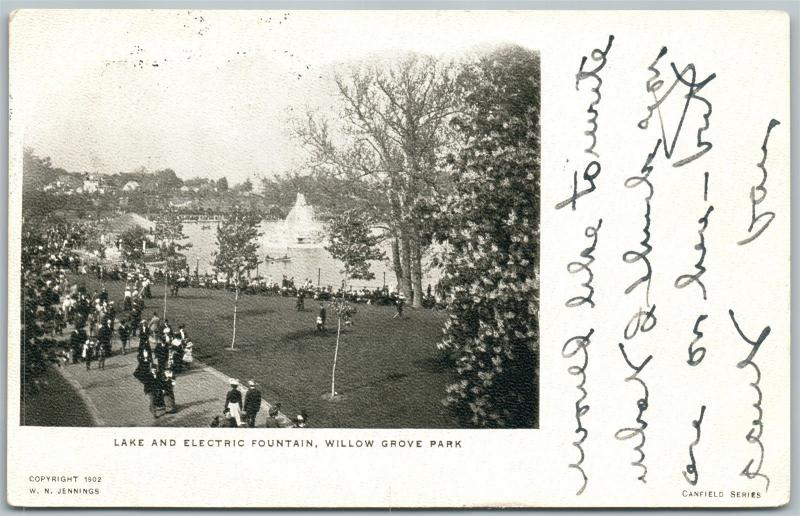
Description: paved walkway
xmin=53 ymin=336 xmax=294 ymax=428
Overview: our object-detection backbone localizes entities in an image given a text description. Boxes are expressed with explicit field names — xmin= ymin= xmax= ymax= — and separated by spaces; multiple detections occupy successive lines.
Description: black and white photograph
xmin=7 ymin=8 xmax=792 ymax=509
xmin=16 ymin=11 xmax=540 ymax=430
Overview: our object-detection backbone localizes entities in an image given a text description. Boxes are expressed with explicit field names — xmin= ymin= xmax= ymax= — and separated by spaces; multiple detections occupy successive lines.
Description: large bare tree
xmin=296 ymin=53 xmax=459 ymax=307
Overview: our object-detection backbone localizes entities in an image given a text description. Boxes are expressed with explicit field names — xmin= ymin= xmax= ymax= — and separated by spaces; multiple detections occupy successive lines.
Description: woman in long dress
xmin=182 ymin=340 xmax=193 ymax=369
xmin=224 ymin=380 xmax=243 ymax=427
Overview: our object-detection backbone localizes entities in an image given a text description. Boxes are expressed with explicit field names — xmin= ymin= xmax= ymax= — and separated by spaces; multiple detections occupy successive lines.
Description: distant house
xmin=44 ymin=174 xmax=82 ymax=195
xmin=63 ymin=175 xmax=82 ymax=194
xmin=81 ymin=174 xmax=103 ymax=194
xmin=83 ymin=178 xmax=99 ymax=193
xmin=122 ymin=180 xmax=141 ymax=192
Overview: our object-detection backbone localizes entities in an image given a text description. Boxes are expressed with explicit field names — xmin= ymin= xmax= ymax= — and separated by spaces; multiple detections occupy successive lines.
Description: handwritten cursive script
xmin=566 ymin=220 xmax=603 ymax=308
xmin=563 ymin=330 xmax=594 ymax=495
xmin=738 ymin=119 xmax=780 ymax=246
xmin=683 ymin=405 xmax=707 ymax=486
xmin=729 ymin=309 xmax=771 ymax=492
xmin=556 ymin=35 xmax=614 ymax=211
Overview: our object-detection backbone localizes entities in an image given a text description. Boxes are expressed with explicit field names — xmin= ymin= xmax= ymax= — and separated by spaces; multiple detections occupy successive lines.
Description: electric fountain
xmin=270 ymin=193 xmax=324 ymax=248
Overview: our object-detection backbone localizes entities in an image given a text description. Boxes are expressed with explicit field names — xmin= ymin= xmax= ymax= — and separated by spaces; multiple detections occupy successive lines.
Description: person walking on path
xmin=70 ymin=325 xmax=86 ymax=364
xmin=123 ymin=284 xmax=132 ymax=311
xmin=264 ymin=404 xmax=282 ymax=428
xmin=146 ymin=365 xmax=166 ymax=418
xmin=224 ymin=379 xmax=243 ymax=427
xmin=393 ymin=293 xmax=405 ymax=319
xmin=130 ymin=300 xmax=143 ymax=336
xmin=138 ymin=320 xmax=151 ymax=357
xmin=87 ymin=312 xmax=97 ymax=337
xmin=148 ymin=312 xmax=161 ymax=344
xmin=98 ymin=319 xmax=113 ymax=357
xmin=293 ymin=411 xmax=309 ymax=428
xmin=163 ymin=370 xmax=177 ymax=414
xmin=154 ymin=339 xmax=170 ymax=372
xmin=182 ymin=338 xmax=194 ymax=370
xmin=177 ymin=324 xmax=187 ymax=342
xmin=97 ymin=342 xmax=107 ymax=370
xmin=162 ymin=318 xmax=173 ymax=341
xmin=243 ymin=380 xmax=262 ymax=428
xmin=83 ymin=337 xmax=96 ymax=370
xmin=133 ymin=354 xmax=155 ymax=413
xmin=105 ymin=301 xmax=116 ymax=330
xmin=118 ymin=320 xmax=130 ymax=355
xmin=317 ymin=303 xmax=326 ymax=332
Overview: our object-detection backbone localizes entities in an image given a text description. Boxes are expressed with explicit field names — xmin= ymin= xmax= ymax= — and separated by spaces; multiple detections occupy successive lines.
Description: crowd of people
xmin=21 ymin=221 xmax=85 ymax=387
xmin=212 ymin=378 xmax=302 ymax=428
xmin=21 ymin=221 xmax=311 ymax=427
xmin=187 ymin=273 xmax=440 ymax=310
xmin=22 ymin=217 xmax=441 ymax=428
xmin=73 ymin=261 xmax=441 ymax=309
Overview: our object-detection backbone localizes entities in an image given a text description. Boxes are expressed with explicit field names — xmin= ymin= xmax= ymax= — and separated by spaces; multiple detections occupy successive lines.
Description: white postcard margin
xmin=6 ymin=9 xmax=791 ymax=508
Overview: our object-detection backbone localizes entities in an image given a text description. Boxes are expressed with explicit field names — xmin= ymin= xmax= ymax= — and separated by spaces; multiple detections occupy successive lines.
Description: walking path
xmin=53 ymin=337 xmax=294 ymax=428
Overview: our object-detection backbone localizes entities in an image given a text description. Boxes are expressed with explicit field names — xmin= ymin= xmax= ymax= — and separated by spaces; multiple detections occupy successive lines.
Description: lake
xmin=180 ymin=220 xmax=440 ymax=290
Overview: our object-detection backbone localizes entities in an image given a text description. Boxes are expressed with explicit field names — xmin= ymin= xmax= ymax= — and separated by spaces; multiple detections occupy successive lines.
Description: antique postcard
xmin=7 ymin=9 xmax=790 ymax=507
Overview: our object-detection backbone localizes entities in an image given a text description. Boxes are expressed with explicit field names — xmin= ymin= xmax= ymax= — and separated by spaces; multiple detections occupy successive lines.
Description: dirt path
xmin=51 ymin=336 xmax=294 ymax=428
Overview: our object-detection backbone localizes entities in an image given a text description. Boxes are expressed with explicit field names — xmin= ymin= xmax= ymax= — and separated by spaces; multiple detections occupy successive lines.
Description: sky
xmin=10 ymin=10 xmax=536 ymax=185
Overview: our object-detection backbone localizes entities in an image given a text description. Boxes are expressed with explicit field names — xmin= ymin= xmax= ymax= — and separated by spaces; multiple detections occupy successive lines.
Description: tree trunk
xmin=391 ymin=237 xmax=403 ymax=292
xmin=331 ymin=317 xmax=341 ymax=398
xmin=163 ymin=274 xmax=168 ymax=319
xmin=330 ymin=272 xmax=346 ymax=398
xmin=410 ymin=237 xmax=424 ymax=308
xmin=400 ymin=231 xmax=413 ymax=299
xmin=230 ymin=286 xmax=239 ymax=350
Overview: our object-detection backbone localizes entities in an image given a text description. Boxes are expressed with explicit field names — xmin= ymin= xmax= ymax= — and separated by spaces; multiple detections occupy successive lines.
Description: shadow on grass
xmin=169 ymin=294 xmax=214 ymax=301
xmin=218 ymin=307 xmax=277 ymax=320
xmin=413 ymin=354 xmax=453 ymax=374
xmin=22 ymin=367 xmax=95 ymax=426
xmin=285 ymin=328 xmax=332 ymax=342
xmin=173 ymin=367 xmax=207 ymax=378
xmin=339 ymin=370 xmax=413 ymax=396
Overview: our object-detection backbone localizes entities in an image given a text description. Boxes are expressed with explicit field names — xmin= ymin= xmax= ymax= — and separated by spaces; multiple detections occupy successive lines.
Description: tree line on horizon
xmin=21 ymin=44 xmax=541 ymax=428
xmin=217 ymin=44 xmax=541 ymax=428
xmin=20 ymin=149 xmax=350 ymax=222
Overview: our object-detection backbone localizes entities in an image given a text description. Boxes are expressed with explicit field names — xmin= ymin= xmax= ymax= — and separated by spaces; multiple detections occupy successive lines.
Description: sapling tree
xmin=213 ymin=208 xmax=262 ymax=350
xmin=324 ymin=210 xmax=384 ymax=398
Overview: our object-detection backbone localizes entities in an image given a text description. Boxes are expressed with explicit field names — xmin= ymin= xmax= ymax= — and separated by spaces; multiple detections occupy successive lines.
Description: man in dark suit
xmin=98 ymin=319 xmax=113 ymax=357
xmin=154 ymin=339 xmax=169 ymax=372
xmin=224 ymin=379 xmax=243 ymax=426
xmin=243 ymin=380 xmax=262 ymax=428
xmin=138 ymin=321 xmax=151 ymax=357
xmin=118 ymin=320 xmax=130 ymax=355
xmin=70 ymin=325 xmax=87 ymax=364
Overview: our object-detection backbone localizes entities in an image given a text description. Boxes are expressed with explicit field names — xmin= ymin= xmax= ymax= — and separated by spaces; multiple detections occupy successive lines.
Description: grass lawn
xmin=73 ymin=276 xmax=459 ymax=428
xmin=22 ymin=366 xmax=95 ymax=426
